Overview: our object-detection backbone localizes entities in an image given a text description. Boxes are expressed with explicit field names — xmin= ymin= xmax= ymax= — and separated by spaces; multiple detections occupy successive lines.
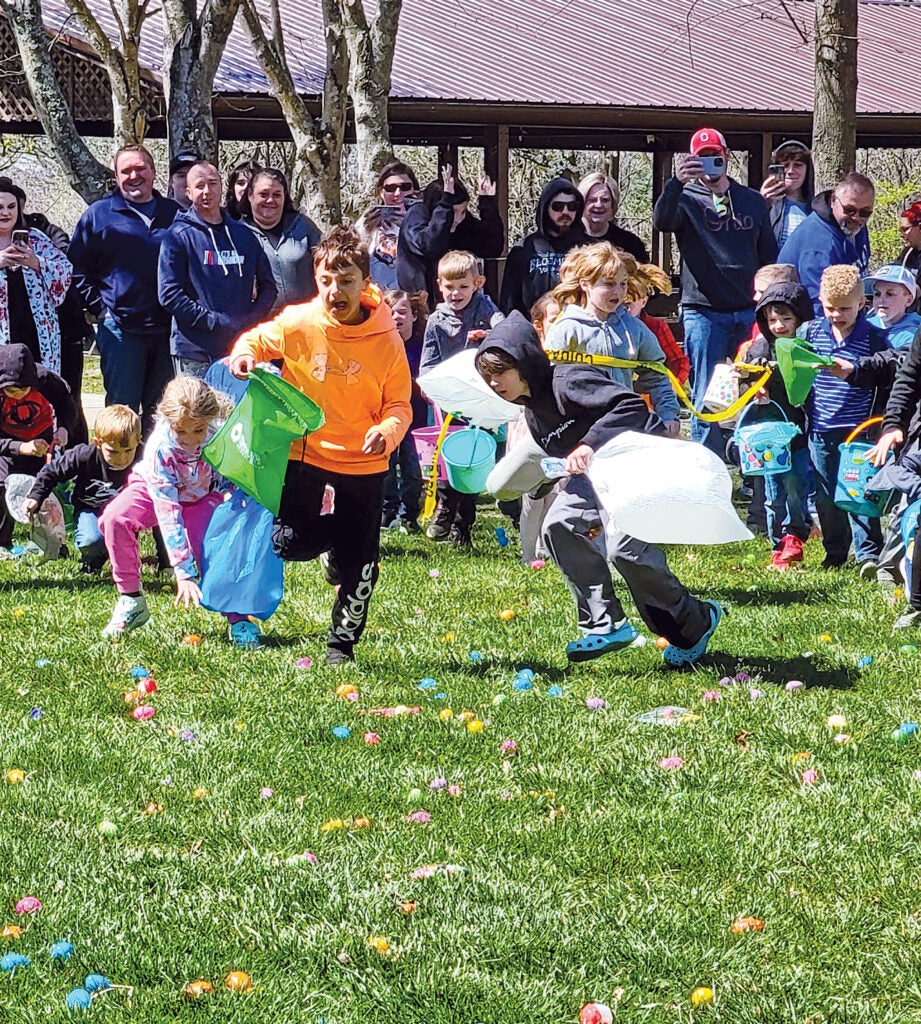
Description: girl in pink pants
xmin=99 ymin=376 xmax=260 ymax=648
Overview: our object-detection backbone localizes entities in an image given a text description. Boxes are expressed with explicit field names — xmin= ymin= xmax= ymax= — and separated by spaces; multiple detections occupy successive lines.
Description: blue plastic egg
xmin=1 ymin=952 xmax=30 ymax=971
xmin=130 ymin=666 xmax=149 ymax=678
xmin=331 ymin=726 xmax=351 ymax=740
xmin=418 ymin=677 xmax=437 ymax=690
xmin=516 ymin=668 xmax=535 ymax=681
xmin=84 ymin=974 xmax=111 ymax=992
xmin=468 ymin=651 xmax=483 ymax=664
xmin=512 ymin=678 xmax=533 ymax=692
xmin=50 ymin=941 xmax=74 ymax=961
xmin=66 ymin=988 xmax=92 ymax=1010
xmin=547 ymin=685 xmax=564 ymax=698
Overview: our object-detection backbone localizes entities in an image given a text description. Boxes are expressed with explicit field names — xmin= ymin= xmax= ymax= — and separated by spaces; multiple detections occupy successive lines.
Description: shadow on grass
xmin=667 ymin=650 xmax=857 ymax=690
xmin=710 ymin=586 xmax=841 ymax=606
xmin=0 ymin=576 xmax=109 ymax=593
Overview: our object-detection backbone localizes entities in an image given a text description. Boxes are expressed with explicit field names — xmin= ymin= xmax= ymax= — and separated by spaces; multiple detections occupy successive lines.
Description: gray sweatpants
xmin=542 ymin=474 xmax=712 ymax=649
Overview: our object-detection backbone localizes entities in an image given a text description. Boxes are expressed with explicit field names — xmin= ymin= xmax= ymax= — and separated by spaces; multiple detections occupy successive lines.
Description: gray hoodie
xmin=420 ymin=291 xmax=504 ymax=373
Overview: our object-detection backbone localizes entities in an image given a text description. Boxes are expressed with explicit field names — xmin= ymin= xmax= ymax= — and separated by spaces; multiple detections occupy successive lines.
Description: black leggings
xmin=274 ymin=461 xmax=386 ymax=654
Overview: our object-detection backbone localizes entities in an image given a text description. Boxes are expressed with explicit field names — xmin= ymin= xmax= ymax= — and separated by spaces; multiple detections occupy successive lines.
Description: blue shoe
xmin=662 ymin=601 xmax=723 ymax=668
xmin=566 ymin=621 xmax=639 ymax=663
xmin=230 ymin=620 xmax=262 ymax=649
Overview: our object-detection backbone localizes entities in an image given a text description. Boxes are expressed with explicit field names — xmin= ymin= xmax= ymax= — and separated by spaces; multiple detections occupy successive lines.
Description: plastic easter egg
xmin=5 ymin=769 xmax=25 ymax=784
xmin=468 ymin=651 xmax=483 ymax=664
xmin=580 ymin=1003 xmax=613 ymax=1024
xmin=900 ymin=644 xmax=918 ymax=654
xmin=15 ymin=897 xmax=41 ymax=915
xmin=137 ymin=677 xmax=157 ymax=695
xmin=547 ymin=685 xmax=564 ymax=698
xmin=893 ymin=721 xmax=919 ymax=743
xmin=84 ymin=974 xmax=111 ymax=992
xmin=130 ymin=665 xmax=149 ymax=678
xmin=418 ymin=677 xmax=437 ymax=690
xmin=512 ymin=678 xmax=532 ymax=692
xmin=97 ymin=820 xmax=117 ymax=836
xmin=2 ymin=925 xmax=23 ymax=939
xmin=50 ymin=941 xmax=74 ymax=961
xmin=331 ymin=726 xmax=351 ymax=740
xmin=407 ymin=788 xmax=422 ymax=802
xmin=730 ymin=916 xmax=764 ymax=933
xmin=224 ymin=970 xmax=252 ymax=992
xmin=495 ymin=527 xmax=508 ymax=547
xmin=65 ymin=988 xmax=92 ymax=1010
xmin=498 ymin=609 xmax=516 ymax=621
xmin=438 ymin=708 xmax=453 ymax=721
xmin=492 ymin=694 xmax=507 ymax=705
xmin=857 ymin=655 xmax=873 ymax=669
xmin=192 ymin=787 xmax=209 ymax=799
xmin=132 ymin=705 xmax=155 ymax=721
xmin=466 ymin=719 xmax=484 ymax=734
xmin=182 ymin=978 xmax=215 ymax=999
xmin=826 ymin=714 xmax=847 ymax=730
xmin=1 ymin=952 xmax=30 ymax=971
xmin=690 ymin=985 xmax=714 ymax=1007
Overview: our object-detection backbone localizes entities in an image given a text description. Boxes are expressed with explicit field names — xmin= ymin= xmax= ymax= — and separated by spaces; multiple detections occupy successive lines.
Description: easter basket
xmin=411 ymin=405 xmax=463 ymax=482
xmin=731 ymin=401 xmax=800 ymax=477
xmin=834 ymin=417 xmax=895 ymax=517
xmin=702 ymin=361 xmax=740 ymax=423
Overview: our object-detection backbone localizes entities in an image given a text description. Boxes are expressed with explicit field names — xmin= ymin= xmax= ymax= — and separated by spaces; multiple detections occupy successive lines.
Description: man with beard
xmin=779 ymin=171 xmax=875 ymax=316
xmin=500 ymin=178 xmax=588 ymax=316
xmin=652 ymin=128 xmax=776 ymax=454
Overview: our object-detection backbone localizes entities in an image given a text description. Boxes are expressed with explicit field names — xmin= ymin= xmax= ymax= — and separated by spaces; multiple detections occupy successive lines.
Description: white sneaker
xmin=102 ymin=594 xmax=151 ymax=637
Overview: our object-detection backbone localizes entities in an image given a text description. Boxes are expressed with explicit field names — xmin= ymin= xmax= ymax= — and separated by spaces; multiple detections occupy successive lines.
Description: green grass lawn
xmin=2 ymin=507 xmax=921 ymax=1023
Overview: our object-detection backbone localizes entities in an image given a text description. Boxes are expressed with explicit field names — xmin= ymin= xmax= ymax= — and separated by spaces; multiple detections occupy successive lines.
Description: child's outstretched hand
xmin=19 ymin=439 xmax=48 ymax=456
xmin=230 ymin=354 xmax=254 ymax=378
xmin=174 ymin=578 xmax=202 ymax=609
xmin=362 ymin=427 xmax=386 ymax=456
xmin=565 ymin=444 xmax=593 ymax=475
xmin=868 ymin=428 xmax=903 ymax=467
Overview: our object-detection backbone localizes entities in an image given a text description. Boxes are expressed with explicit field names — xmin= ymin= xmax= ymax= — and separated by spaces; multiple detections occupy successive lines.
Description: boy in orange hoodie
xmin=230 ymin=226 xmax=412 ymax=664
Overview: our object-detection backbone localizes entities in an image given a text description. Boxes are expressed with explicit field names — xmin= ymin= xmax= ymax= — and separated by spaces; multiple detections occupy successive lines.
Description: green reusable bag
xmin=774 ymin=337 xmax=835 ymax=407
xmin=203 ymin=367 xmax=325 ymax=515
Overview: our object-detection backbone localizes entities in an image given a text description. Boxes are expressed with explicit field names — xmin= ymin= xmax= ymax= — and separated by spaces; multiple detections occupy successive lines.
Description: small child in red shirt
xmin=625 ymin=263 xmax=690 ymax=387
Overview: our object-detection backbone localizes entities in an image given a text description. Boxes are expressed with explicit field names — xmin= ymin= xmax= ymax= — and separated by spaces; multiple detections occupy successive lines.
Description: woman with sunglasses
xmin=356 ymin=161 xmax=420 ymax=290
xmin=396 ymin=164 xmax=504 ymax=308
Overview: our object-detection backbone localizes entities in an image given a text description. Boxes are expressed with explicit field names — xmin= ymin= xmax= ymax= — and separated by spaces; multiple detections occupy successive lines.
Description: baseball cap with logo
xmin=690 ymin=128 xmax=728 ymax=155
xmin=865 ymin=263 xmax=920 ymax=301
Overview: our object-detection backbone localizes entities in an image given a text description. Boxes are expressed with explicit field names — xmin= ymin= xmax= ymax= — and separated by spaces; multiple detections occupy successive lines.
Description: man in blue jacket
xmin=778 ymin=171 xmax=875 ymax=316
xmin=69 ymin=144 xmax=180 ymax=435
xmin=652 ymin=128 xmax=777 ymax=454
xmin=158 ymin=162 xmax=277 ymax=376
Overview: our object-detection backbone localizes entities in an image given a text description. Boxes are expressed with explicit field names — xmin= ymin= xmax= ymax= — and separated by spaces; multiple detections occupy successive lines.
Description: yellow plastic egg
xmin=183 ymin=978 xmax=214 ymax=999
xmin=438 ymin=708 xmax=453 ymax=722
xmin=368 ymin=936 xmax=390 ymax=955
xmin=819 ymin=633 xmax=833 ymax=642
xmin=443 ymin=633 xmax=455 ymax=642
xmin=467 ymin=719 xmax=484 ymax=734
xmin=690 ymin=986 xmax=714 ymax=1007
xmin=1 ymin=925 xmax=23 ymax=940
xmin=498 ymin=609 xmax=516 ymax=621
xmin=5 ymin=769 xmax=25 ymax=784
xmin=224 ymin=970 xmax=252 ymax=993
xmin=192 ymin=787 xmax=210 ymax=800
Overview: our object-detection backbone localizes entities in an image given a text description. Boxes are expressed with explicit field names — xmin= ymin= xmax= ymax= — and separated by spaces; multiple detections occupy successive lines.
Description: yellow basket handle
xmin=843 ymin=416 xmax=884 ymax=447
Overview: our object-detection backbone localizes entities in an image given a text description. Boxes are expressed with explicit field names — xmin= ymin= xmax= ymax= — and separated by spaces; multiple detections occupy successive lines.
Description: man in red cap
xmin=653 ymin=128 xmax=777 ymax=454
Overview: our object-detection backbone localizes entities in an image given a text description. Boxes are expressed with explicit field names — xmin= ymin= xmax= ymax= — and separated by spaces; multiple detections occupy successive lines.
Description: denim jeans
xmin=75 ymin=509 xmax=107 ymax=568
xmin=764 ymin=446 xmax=812 ymax=549
xmin=808 ymin=429 xmax=882 ymax=564
xmin=96 ymin=316 xmax=173 ymax=436
xmin=382 ymin=434 xmax=423 ymax=522
xmin=172 ymin=355 xmax=212 ymax=379
xmin=682 ymin=307 xmax=756 ymax=454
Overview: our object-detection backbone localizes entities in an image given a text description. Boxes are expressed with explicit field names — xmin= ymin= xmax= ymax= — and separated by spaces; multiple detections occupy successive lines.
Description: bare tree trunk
xmin=64 ymin=0 xmax=152 ymax=146
xmin=813 ymin=0 xmax=858 ymax=190
xmin=161 ymin=0 xmax=240 ymax=162
xmin=340 ymin=0 xmax=403 ymax=190
xmin=0 ymin=0 xmax=111 ymax=201
xmin=240 ymin=0 xmax=347 ymax=227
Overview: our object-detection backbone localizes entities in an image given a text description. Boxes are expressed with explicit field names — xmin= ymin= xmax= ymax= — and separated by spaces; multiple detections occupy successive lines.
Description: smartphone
xmin=768 ymin=163 xmax=785 ymax=181
xmin=11 ymin=230 xmax=29 ymax=247
xmin=698 ymin=155 xmax=726 ymax=177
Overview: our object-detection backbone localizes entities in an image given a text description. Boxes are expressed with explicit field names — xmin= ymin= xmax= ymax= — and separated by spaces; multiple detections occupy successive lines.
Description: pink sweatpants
xmin=99 ymin=483 xmax=241 ymax=621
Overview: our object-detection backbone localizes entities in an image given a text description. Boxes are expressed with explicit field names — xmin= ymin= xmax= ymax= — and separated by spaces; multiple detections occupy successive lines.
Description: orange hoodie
xmin=230 ymin=287 xmax=412 ymax=475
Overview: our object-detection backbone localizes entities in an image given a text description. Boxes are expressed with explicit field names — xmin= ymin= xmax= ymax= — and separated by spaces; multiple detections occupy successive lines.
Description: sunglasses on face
xmin=550 ymin=200 xmax=579 ymax=213
xmin=382 ymin=182 xmax=414 ymax=193
xmin=835 ymin=199 xmax=873 ymax=218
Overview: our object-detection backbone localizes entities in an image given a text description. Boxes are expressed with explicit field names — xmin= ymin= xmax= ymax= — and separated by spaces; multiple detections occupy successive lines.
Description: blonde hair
xmin=437 ymin=250 xmax=480 ymax=281
xmin=576 ymin=172 xmax=621 ymax=214
xmin=819 ymin=264 xmax=863 ymax=303
xmin=530 ymin=291 xmax=561 ymax=343
xmin=93 ymin=404 xmax=141 ymax=447
xmin=754 ymin=263 xmax=799 ymax=293
xmin=157 ymin=376 xmax=233 ymax=427
xmin=552 ymin=242 xmax=632 ymax=308
xmin=626 ymin=262 xmax=672 ymax=304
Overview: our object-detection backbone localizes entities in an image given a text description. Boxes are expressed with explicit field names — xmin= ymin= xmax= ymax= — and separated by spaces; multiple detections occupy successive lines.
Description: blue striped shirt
xmin=806 ymin=314 xmax=888 ymax=432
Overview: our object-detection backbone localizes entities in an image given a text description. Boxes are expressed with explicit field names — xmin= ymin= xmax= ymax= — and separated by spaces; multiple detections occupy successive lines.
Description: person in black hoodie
xmin=0 ymin=344 xmax=77 ymax=553
xmin=474 ymin=312 xmax=721 ymax=667
xmin=652 ymin=128 xmax=777 ymax=456
xmin=500 ymin=177 xmax=589 ymax=317
xmin=740 ymin=282 xmax=815 ymax=569
xmin=397 ymin=165 xmax=504 ymax=308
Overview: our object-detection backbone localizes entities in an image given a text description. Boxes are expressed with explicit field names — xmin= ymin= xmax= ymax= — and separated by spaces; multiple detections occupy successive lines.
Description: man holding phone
xmin=653 ymin=127 xmax=777 ymax=455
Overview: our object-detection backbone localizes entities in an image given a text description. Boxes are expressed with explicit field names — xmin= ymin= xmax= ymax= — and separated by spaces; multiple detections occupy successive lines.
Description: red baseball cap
xmin=690 ymin=128 xmax=728 ymax=155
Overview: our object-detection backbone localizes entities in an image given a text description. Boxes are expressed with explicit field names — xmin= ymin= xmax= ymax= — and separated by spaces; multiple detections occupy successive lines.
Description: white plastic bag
xmin=586 ymin=432 xmax=752 ymax=545
xmin=418 ymin=349 xmax=523 ymax=431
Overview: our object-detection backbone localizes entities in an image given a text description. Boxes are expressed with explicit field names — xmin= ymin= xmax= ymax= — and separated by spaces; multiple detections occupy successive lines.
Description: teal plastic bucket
xmin=440 ymin=428 xmax=497 ymax=494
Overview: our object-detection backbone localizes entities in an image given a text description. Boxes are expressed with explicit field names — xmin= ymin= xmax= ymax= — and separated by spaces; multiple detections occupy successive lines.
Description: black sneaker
xmin=326 ymin=645 xmax=354 ymax=665
xmin=425 ymin=504 xmax=453 ymax=542
xmin=319 ymin=551 xmax=343 ymax=586
xmin=450 ymin=524 xmax=472 ymax=550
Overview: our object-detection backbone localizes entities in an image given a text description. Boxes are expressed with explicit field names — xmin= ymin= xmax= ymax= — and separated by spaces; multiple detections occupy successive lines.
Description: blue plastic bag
xmin=200 ymin=490 xmax=283 ymax=619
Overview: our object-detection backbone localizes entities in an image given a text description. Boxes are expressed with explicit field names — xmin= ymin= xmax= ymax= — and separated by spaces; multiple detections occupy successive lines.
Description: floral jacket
xmin=0 ymin=229 xmax=72 ymax=374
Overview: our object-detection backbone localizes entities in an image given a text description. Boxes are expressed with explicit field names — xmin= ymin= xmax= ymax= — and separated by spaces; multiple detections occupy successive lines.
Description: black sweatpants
xmin=274 ymin=461 xmax=386 ymax=655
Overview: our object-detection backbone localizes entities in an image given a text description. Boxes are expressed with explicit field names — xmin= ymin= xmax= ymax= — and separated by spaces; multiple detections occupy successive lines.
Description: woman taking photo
xmin=356 ymin=161 xmax=420 ymax=289
xmin=239 ymin=168 xmax=321 ymax=314
xmin=0 ymin=177 xmax=72 ymax=375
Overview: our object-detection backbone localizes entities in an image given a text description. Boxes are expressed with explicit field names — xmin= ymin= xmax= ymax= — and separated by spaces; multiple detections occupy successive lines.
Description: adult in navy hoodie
xmin=158 ymin=162 xmax=276 ymax=374
xmin=500 ymin=178 xmax=589 ymax=317
xmin=652 ymin=131 xmax=777 ymax=454
xmin=68 ymin=145 xmax=180 ymax=434
xmin=778 ymin=172 xmax=874 ymax=316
